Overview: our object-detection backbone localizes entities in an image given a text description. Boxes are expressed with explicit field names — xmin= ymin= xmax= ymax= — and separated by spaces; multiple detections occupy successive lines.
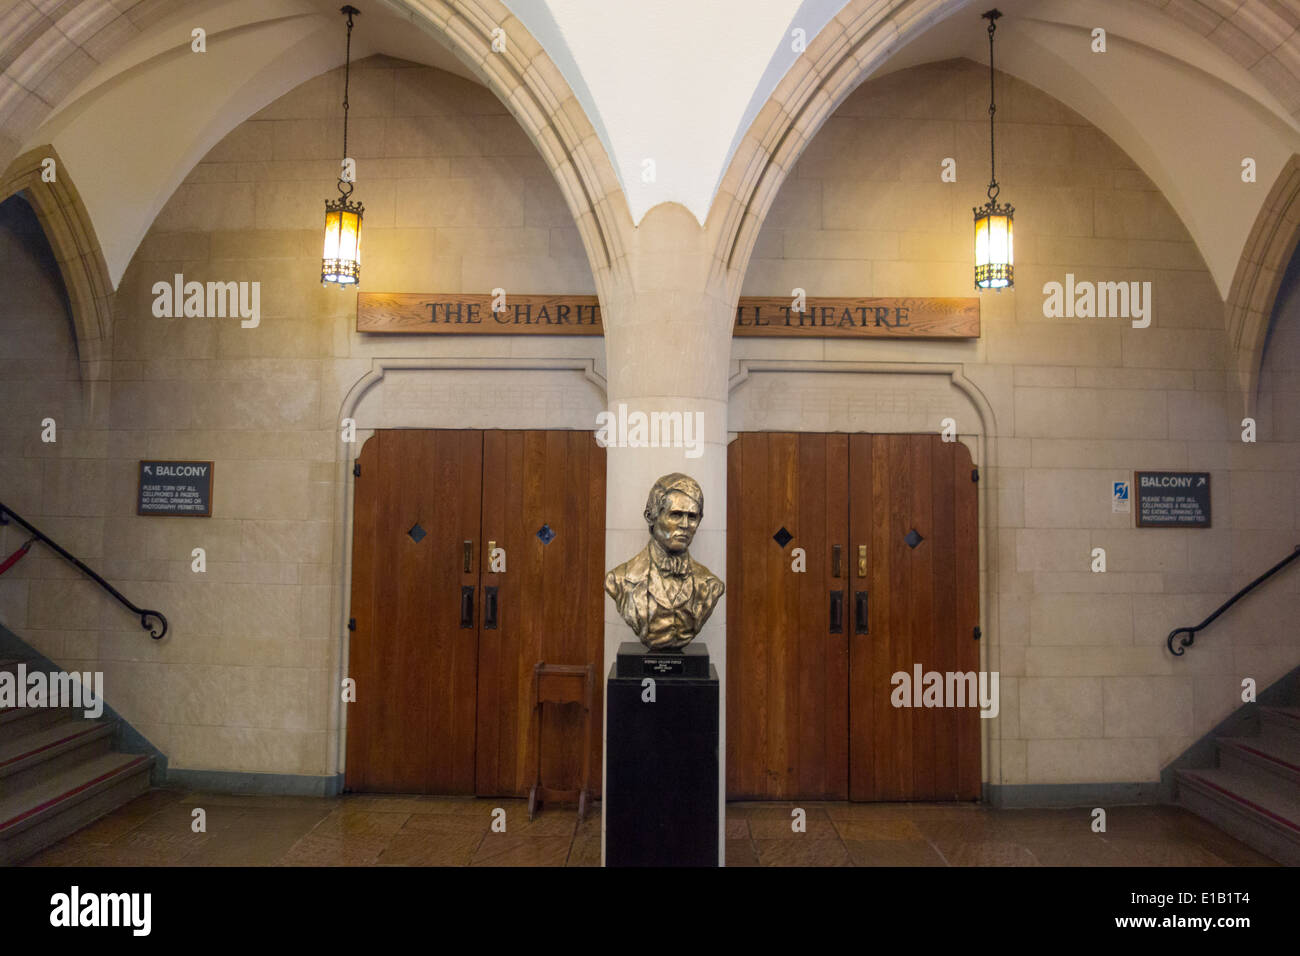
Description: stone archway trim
xmin=0 ymin=145 xmax=114 ymax=383
xmin=713 ymin=0 xmax=956 ymax=290
xmin=327 ymin=356 xmax=608 ymax=777
xmin=1224 ymin=153 xmax=1300 ymax=412
xmin=727 ymin=356 xmax=1003 ymax=788
xmin=386 ymin=0 xmax=630 ymax=291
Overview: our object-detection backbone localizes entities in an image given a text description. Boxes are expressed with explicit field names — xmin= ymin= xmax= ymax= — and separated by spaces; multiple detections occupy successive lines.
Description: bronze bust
xmin=605 ymin=473 xmax=725 ymax=650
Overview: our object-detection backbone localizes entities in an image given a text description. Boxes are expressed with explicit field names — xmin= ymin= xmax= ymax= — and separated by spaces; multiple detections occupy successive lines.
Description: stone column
xmin=598 ymin=202 xmax=735 ymax=865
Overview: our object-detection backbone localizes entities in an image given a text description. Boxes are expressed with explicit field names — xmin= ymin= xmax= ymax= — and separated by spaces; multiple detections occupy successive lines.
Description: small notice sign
xmin=138 ymin=461 xmax=213 ymax=517
xmin=1112 ymin=480 xmax=1130 ymax=514
xmin=1135 ymin=471 xmax=1210 ymax=528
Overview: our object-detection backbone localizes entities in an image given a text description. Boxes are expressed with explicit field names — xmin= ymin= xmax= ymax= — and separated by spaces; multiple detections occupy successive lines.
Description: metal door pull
xmin=460 ymin=586 xmax=474 ymax=628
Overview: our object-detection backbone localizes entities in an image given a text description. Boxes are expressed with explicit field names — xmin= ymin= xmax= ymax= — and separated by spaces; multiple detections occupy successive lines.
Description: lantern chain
xmin=339 ymin=5 xmax=358 ymax=200
xmin=985 ymin=9 xmax=1000 ymax=204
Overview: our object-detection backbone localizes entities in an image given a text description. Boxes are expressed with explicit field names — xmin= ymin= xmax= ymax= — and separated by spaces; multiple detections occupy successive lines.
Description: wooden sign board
xmin=357 ymin=293 xmax=979 ymax=339
xmin=732 ymin=296 xmax=977 ymax=338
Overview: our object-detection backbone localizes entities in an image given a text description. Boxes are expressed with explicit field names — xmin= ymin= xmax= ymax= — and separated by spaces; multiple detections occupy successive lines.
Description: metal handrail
xmin=0 ymin=501 xmax=168 ymax=640
xmin=1167 ymin=544 xmax=1300 ymax=656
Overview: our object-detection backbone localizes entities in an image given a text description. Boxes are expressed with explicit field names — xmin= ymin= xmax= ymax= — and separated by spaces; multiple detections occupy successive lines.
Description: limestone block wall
xmin=0 ymin=56 xmax=602 ymax=780
xmin=736 ymin=60 xmax=1300 ymax=790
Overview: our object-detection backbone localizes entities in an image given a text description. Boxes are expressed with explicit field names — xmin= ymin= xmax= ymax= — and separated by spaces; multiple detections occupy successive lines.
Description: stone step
xmin=1175 ymin=767 xmax=1300 ymax=866
xmin=0 ymin=660 xmax=101 ymax=734
xmin=0 ymin=718 xmax=115 ymax=798
xmin=0 ymin=751 xmax=153 ymax=865
xmin=1261 ymin=706 xmax=1300 ymax=746
xmin=0 ymin=702 xmax=78 ymax=734
xmin=0 ymin=659 xmax=34 ymax=677
xmin=1218 ymin=735 xmax=1300 ymax=790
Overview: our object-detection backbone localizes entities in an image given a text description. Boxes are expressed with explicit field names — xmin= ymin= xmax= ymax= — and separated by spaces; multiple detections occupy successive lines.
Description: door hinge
xmin=353 ymin=461 xmax=361 ymax=478
xmin=971 ymin=467 xmax=979 ymax=483
xmin=348 ymin=617 xmax=356 ymax=631
xmin=973 ymin=626 xmax=981 ymax=641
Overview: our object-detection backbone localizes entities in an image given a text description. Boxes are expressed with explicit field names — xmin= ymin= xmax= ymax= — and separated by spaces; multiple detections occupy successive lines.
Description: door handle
xmin=857 ymin=545 xmax=867 ymax=578
xmin=855 ymin=591 xmax=869 ymax=634
xmin=831 ymin=545 xmax=842 ymax=578
xmin=830 ymin=590 xmax=843 ymax=634
xmin=484 ymin=586 xmax=498 ymax=629
xmin=460 ymin=586 xmax=475 ymax=628
xmin=463 ymin=540 xmax=473 ymax=574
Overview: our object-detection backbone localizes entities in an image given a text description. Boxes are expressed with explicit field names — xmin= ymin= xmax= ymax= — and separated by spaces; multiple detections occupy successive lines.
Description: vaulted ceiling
xmin=3 ymin=0 xmax=1300 ymax=298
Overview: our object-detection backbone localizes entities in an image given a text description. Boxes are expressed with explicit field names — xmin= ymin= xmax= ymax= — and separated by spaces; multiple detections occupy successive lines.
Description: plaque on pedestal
xmin=614 ymin=641 xmax=710 ymax=678
xmin=606 ymin=646 xmax=719 ymax=867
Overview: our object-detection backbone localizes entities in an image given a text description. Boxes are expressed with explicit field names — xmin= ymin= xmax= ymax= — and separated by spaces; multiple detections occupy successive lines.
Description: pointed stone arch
xmin=709 ymin=0 xmax=961 ymax=296
xmin=1225 ymin=154 xmax=1300 ymax=413
xmin=385 ymin=0 xmax=631 ymax=294
xmin=0 ymin=145 xmax=114 ymax=412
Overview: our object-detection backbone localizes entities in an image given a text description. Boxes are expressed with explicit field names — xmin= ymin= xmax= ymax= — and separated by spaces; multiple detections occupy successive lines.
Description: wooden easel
xmin=528 ymin=662 xmax=594 ymax=822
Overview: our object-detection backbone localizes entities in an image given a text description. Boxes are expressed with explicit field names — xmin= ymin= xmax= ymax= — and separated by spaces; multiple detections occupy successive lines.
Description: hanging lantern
xmin=974 ymin=9 xmax=1013 ymax=291
xmin=322 ymin=5 xmax=363 ymax=287
xmin=974 ymin=198 xmax=1013 ymax=290
xmin=322 ymin=193 xmax=363 ymax=286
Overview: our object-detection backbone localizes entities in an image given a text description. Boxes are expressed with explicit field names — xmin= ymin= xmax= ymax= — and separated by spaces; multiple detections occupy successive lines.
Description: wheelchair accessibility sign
xmin=1112 ymin=480 xmax=1130 ymax=514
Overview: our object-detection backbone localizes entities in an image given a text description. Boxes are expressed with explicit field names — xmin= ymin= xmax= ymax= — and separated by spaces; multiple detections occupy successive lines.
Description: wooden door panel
xmin=847 ymin=435 xmax=874 ymax=798
xmin=953 ymin=440 xmax=981 ymax=798
xmin=908 ymin=436 xmax=936 ymax=799
xmin=930 ymin=438 xmax=960 ymax=800
xmin=848 ymin=434 xmax=980 ymax=801
xmin=729 ymin=432 xmax=980 ymax=803
xmin=476 ymin=430 xmax=605 ymax=797
xmin=344 ymin=436 xmax=379 ymax=792
xmin=726 ymin=432 xmax=849 ymax=800
xmin=346 ymin=429 xmax=482 ymax=794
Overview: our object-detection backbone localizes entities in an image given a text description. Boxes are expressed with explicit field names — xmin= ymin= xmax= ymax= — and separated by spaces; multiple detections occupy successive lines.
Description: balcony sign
xmin=138 ymin=461 xmax=213 ymax=517
xmin=1134 ymin=471 xmax=1211 ymax=528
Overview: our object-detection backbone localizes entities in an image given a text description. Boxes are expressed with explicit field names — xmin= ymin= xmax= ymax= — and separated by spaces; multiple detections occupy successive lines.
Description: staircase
xmin=1175 ymin=706 xmax=1300 ymax=865
xmin=0 ymin=657 xmax=154 ymax=864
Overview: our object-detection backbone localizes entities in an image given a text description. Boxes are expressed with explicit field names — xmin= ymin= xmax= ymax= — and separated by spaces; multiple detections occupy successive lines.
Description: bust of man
xmin=605 ymin=473 xmax=725 ymax=651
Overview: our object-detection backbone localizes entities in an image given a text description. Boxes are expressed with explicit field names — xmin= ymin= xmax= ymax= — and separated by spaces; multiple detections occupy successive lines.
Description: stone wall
xmin=0 ymin=56 xmax=602 ymax=780
xmin=737 ymin=60 xmax=1299 ymax=790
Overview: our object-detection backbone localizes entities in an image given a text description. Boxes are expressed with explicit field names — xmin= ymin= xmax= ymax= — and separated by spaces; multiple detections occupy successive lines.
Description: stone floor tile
xmin=843 ymin=839 xmax=948 ymax=866
xmin=753 ymin=838 xmax=852 ymax=866
xmin=470 ymin=835 xmax=570 ymax=867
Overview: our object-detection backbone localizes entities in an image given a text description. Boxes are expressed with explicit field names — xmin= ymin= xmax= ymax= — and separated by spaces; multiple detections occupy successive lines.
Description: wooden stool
xmin=528 ymin=662 xmax=594 ymax=822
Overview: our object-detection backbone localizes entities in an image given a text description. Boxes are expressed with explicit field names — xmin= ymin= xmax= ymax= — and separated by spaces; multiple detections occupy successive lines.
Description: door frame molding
xmin=331 ymin=357 xmax=608 ymax=781
xmin=727 ymin=359 xmax=1003 ymax=794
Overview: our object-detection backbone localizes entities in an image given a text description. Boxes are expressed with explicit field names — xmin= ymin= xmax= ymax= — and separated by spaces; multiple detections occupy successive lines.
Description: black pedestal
xmin=606 ymin=643 xmax=719 ymax=867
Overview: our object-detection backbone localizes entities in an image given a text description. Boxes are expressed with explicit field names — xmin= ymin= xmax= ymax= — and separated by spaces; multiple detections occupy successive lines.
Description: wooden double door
xmin=726 ymin=433 xmax=980 ymax=801
xmin=346 ymin=429 xmax=606 ymax=796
